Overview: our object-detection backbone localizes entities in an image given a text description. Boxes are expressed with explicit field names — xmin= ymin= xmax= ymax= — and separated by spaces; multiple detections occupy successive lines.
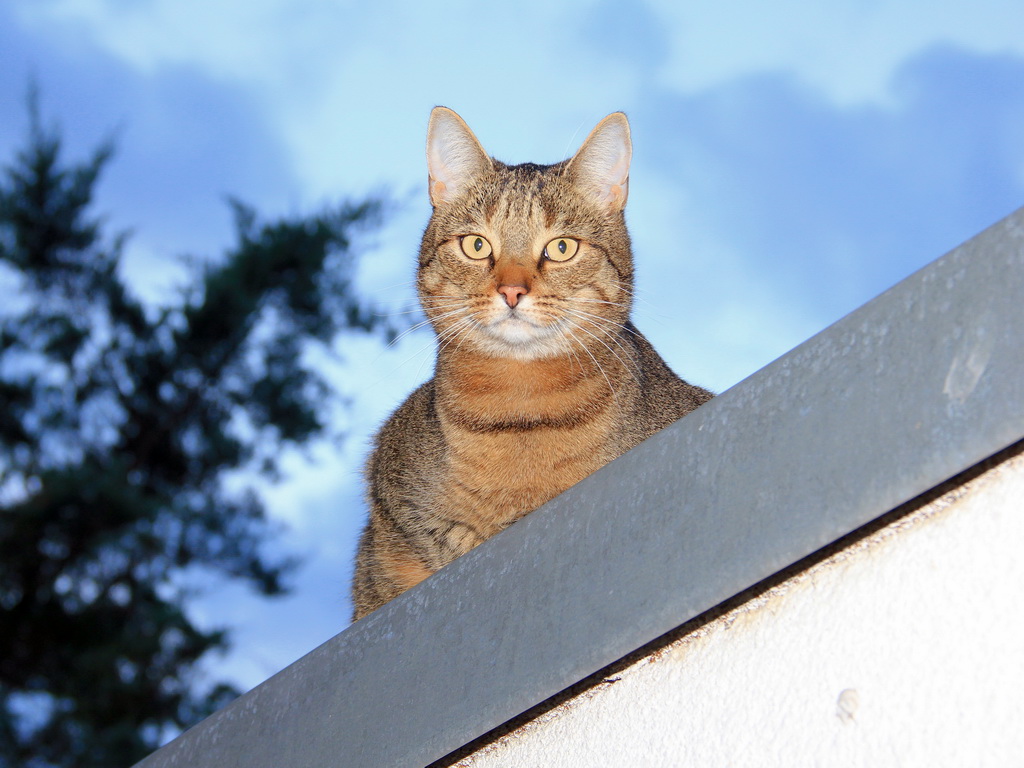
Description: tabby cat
xmin=351 ymin=107 xmax=712 ymax=620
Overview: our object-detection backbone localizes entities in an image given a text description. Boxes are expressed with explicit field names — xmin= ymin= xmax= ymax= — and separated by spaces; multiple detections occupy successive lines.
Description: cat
xmin=351 ymin=107 xmax=712 ymax=620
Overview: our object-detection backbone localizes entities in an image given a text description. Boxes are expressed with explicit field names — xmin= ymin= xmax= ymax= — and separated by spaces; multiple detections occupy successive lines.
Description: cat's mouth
xmin=476 ymin=305 xmax=566 ymax=356
xmin=487 ymin=307 xmax=546 ymax=336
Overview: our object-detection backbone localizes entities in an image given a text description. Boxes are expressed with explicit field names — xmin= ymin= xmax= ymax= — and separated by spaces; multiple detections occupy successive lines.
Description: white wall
xmin=454 ymin=449 xmax=1024 ymax=767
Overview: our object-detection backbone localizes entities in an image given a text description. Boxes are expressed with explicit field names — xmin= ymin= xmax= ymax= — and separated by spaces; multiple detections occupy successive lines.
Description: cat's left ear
xmin=426 ymin=107 xmax=492 ymax=207
xmin=567 ymin=112 xmax=632 ymax=212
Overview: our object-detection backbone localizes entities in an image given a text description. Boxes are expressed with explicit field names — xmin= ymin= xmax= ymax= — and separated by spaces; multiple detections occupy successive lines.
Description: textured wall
xmin=454 ymin=449 xmax=1024 ymax=767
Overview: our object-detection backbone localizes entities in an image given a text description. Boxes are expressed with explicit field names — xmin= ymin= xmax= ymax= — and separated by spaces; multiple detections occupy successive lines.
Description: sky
xmin=3 ymin=0 xmax=1024 ymax=698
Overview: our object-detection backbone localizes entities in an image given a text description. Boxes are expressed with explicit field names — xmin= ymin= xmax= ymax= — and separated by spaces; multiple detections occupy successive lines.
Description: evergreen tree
xmin=0 ymin=104 xmax=391 ymax=767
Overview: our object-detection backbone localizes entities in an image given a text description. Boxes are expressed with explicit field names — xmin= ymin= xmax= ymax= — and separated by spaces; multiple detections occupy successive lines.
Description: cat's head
xmin=418 ymin=107 xmax=635 ymax=361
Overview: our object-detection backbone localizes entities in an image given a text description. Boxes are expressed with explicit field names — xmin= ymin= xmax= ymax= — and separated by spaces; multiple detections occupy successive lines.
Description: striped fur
xmin=351 ymin=108 xmax=711 ymax=620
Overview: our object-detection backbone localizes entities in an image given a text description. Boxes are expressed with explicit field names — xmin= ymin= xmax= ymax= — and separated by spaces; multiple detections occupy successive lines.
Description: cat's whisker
xmin=418 ymin=301 xmax=472 ymax=311
xmin=592 ymin=324 xmax=646 ymax=375
xmin=561 ymin=307 xmax=645 ymax=342
xmin=561 ymin=325 xmax=621 ymax=408
xmin=567 ymin=300 xmax=633 ymax=317
xmin=553 ymin=323 xmax=594 ymax=382
xmin=387 ymin=307 xmax=431 ymax=318
xmin=560 ymin=314 xmax=642 ymax=384
xmin=419 ymin=303 xmax=472 ymax=310
xmin=434 ymin=315 xmax=478 ymax=357
xmin=559 ymin=305 xmax=627 ymax=335
xmin=435 ymin=312 xmax=476 ymax=338
xmin=387 ymin=321 xmax=432 ymax=348
xmin=427 ymin=305 xmax=472 ymax=320
xmin=398 ymin=308 xmax=463 ymax=333
xmin=369 ymin=279 xmax=419 ymax=295
xmin=448 ymin=316 xmax=483 ymax=358
xmin=388 ymin=335 xmax=445 ymax=379
xmin=556 ymin=334 xmax=583 ymax=376
xmin=435 ymin=312 xmax=474 ymax=335
xmin=609 ymin=280 xmax=663 ymax=314
xmin=387 ymin=306 xmax=473 ymax=348
xmin=560 ymin=304 xmax=627 ymax=326
xmin=600 ymin=283 xmax=674 ymax=328
xmin=567 ymin=296 xmax=629 ymax=308
xmin=606 ymin=283 xmax=642 ymax=304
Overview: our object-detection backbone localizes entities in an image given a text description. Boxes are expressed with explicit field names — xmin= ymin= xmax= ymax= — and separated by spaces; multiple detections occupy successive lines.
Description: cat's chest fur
xmin=433 ymin=350 xmax=621 ymax=534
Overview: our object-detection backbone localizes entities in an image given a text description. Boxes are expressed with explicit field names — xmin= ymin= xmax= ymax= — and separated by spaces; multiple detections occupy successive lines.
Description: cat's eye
xmin=543 ymin=237 xmax=579 ymax=262
xmin=460 ymin=235 xmax=493 ymax=260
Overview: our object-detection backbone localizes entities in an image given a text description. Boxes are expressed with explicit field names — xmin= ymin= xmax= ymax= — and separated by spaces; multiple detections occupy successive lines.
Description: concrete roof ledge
xmin=135 ymin=206 xmax=1024 ymax=768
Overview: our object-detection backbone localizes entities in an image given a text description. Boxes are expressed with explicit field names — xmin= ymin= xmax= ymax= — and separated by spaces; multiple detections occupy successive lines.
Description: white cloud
xmin=15 ymin=0 xmax=347 ymax=83
xmin=653 ymin=0 xmax=1024 ymax=105
xmin=13 ymin=0 xmax=644 ymax=196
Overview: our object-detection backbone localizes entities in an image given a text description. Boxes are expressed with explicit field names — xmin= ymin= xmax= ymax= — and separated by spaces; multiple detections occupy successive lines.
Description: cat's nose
xmin=497 ymin=284 xmax=528 ymax=308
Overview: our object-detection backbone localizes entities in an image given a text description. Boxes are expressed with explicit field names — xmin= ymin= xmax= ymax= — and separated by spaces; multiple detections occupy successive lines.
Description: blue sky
xmin=3 ymin=0 xmax=1023 ymax=693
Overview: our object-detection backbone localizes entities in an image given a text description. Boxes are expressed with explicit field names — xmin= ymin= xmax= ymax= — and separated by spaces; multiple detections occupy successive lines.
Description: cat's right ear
xmin=566 ymin=112 xmax=632 ymax=212
xmin=426 ymin=107 xmax=492 ymax=207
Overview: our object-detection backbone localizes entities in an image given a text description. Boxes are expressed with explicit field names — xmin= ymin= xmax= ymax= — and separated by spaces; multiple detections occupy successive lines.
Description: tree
xmin=0 ymin=103 xmax=392 ymax=767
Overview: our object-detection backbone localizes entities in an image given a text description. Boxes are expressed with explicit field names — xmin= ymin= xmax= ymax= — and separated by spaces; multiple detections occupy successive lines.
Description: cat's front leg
xmin=431 ymin=519 xmax=488 ymax=564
